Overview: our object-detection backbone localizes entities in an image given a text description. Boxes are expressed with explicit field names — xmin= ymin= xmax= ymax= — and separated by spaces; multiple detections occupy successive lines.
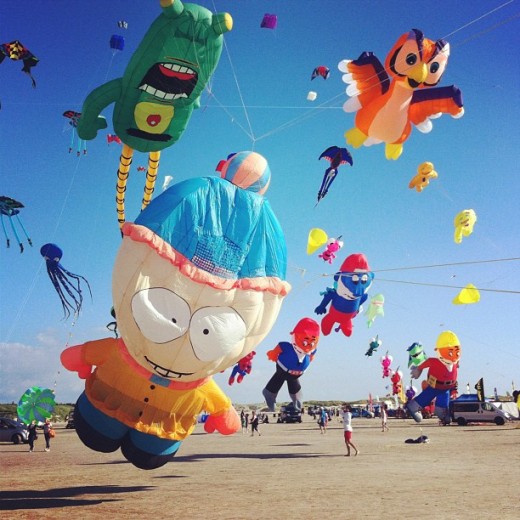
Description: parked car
xmin=451 ymin=395 xmax=512 ymax=426
xmin=0 ymin=417 xmax=29 ymax=444
xmin=351 ymin=408 xmax=374 ymax=418
xmin=277 ymin=405 xmax=302 ymax=423
xmin=65 ymin=408 xmax=75 ymax=429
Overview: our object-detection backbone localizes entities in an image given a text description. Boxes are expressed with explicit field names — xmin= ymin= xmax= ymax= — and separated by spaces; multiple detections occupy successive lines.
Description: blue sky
xmin=1 ymin=0 xmax=519 ymax=405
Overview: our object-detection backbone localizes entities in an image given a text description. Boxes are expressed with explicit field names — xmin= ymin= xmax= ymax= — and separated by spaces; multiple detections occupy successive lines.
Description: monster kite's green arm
xmin=77 ymin=78 xmax=123 ymax=140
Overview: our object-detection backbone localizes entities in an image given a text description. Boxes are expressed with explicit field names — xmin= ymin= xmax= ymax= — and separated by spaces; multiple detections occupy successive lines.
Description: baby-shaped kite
xmin=381 ymin=352 xmax=393 ymax=378
xmin=61 ymin=156 xmax=290 ymax=470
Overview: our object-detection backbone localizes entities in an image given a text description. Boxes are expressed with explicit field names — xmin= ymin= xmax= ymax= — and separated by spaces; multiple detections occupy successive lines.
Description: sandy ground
xmin=1 ymin=414 xmax=518 ymax=519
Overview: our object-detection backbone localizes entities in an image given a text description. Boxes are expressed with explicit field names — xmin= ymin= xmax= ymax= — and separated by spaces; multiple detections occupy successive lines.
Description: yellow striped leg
xmin=116 ymin=144 xmax=134 ymax=230
xmin=141 ymin=151 xmax=161 ymax=211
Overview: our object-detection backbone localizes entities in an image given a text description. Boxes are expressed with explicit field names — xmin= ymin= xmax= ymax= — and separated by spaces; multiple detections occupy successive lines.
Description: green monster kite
xmin=77 ymin=0 xmax=233 ymax=229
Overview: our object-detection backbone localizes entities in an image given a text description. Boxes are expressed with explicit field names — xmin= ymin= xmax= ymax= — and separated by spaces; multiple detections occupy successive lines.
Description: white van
xmin=451 ymin=397 xmax=512 ymax=426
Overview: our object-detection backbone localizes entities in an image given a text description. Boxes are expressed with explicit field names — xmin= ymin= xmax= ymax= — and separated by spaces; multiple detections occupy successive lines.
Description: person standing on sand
xmin=341 ymin=404 xmax=359 ymax=456
xmin=43 ymin=418 xmax=53 ymax=451
xmin=318 ymin=407 xmax=328 ymax=434
xmin=381 ymin=403 xmax=389 ymax=432
xmin=27 ymin=420 xmax=38 ymax=452
xmin=250 ymin=411 xmax=261 ymax=436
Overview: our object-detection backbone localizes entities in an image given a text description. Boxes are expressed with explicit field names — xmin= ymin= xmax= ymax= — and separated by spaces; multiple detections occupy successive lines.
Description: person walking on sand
xmin=241 ymin=410 xmax=248 ymax=434
xmin=381 ymin=403 xmax=389 ymax=432
xmin=43 ymin=418 xmax=53 ymax=451
xmin=318 ymin=407 xmax=328 ymax=434
xmin=27 ymin=420 xmax=38 ymax=452
xmin=250 ymin=411 xmax=261 ymax=436
xmin=341 ymin=404 xmax=359 ymax=456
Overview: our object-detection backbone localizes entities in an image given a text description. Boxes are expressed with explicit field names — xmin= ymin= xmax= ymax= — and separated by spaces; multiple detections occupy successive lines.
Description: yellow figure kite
xmin=454 ymin=209 xmax=477 ymax=244
xmin=408 ymin=161 xmax=438 ymax=192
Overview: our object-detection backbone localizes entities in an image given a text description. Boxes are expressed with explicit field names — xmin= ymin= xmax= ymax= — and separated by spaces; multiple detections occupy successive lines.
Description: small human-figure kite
xmin=311 ymin=65 xmax=330 ymax=80
xmin=453 ymin=209 xmax=477 ymax=244
xmin=316 ymin=146 xmax=353 ymax=205
xmin=77 ymin=0 xmax=232 ymax=231
xmin=314 ymin=253 xmax=373 ymax=337
xmin=408 ymin=161 xmax=438 ymax=192
xmin=405 ymin=384 xmax=417 ymax=402
xmin=365 ymin=335 xmax=382 ymax=357
xmin=228 ymin=351 xmax=256 ymax=385
xmin=318 ymin=236 xmax=344 ymax=264
xmin=338 ymin=29 xmax=464 ymax=160
xmin=391 ymin=369 xmax=403 ymax=396
xmin=262 ymin=318 xmax=320 ymax=411
xmin=381 ymin=352 xmax=393 ymax=378
xmin=406 ymin=330 xmax=461 ymax=425
xmin=40 ymin=243 xmax=92 ymax=319
xmin=0 ymin=196 xmax=32 ymax=253
xmin=407 ymin=342 xmax=427 ymax=368
xmin=0 ymin=40 xmax=39 ymax=88
xmin=63 ymin=110 xmax=87 ymax=155
xmin=365 ymin=293 xmax=384 ymax=327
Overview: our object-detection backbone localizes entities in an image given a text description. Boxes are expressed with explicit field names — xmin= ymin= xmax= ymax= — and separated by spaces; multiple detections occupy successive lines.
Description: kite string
xmin=441 ymin=0 xmax=516 ymax=39
xmin=292 ymin=257 xmax=520 ymax=295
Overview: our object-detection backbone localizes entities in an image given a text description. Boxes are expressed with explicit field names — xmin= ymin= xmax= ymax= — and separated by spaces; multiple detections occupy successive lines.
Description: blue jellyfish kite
xmin=0 ymin=196 xmax=32 ymax=253
xmin=40 ymin=243 xmax=92 ymax=319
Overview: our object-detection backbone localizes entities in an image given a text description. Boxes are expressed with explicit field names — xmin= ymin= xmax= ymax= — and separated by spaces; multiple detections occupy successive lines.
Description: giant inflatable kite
xmin=61 ymin=157 xmax=290 ymax=469
xmin=262 ymin=317 xmax=320 ymax=411
xmin=406 ymin=331 xmax=461 ymax=425
xmin=77 ymin=0 xmax=232 ymax=229
xmin=338 ymin=29 xmax=464 ymax=160
xmin=314 ymin=253 xmax=373 ymax=337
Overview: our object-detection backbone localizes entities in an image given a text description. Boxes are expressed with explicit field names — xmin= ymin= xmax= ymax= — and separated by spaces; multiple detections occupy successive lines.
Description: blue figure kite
xmin=316 ymin=146 xmax=353 ymax=205
xmin=315 ymin=253 xmax=373 ymax=337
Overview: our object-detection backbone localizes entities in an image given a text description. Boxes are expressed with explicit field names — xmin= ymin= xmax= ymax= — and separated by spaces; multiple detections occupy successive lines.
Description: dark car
xmin=0 ymin=417 xmax=29 ymax=444
xmin=65 ymin=408 xmax=75 ymax=429
xmin=277 ymin=405 xmax=302 ymax=423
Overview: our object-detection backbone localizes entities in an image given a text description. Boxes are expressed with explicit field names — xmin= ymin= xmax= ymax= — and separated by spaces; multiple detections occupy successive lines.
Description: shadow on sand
xmin=0 ymin=485 xmax=155 ymax=510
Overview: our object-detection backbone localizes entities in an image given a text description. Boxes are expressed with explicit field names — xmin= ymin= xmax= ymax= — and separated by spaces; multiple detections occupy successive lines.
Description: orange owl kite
xmin=338 ymin=29 xmax=464 ymax=160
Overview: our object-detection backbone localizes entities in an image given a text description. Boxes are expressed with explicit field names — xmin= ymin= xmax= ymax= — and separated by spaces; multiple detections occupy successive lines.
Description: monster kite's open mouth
xmin=144 ymin=355 xmax=194 ymax=379
xmin=138 ymin=62 xmax=198 ymax=101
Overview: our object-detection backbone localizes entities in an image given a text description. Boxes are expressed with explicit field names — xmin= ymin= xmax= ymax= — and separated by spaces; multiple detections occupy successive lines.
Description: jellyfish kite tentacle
xmin=46 ymin=265 xmax=74 ymax=319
